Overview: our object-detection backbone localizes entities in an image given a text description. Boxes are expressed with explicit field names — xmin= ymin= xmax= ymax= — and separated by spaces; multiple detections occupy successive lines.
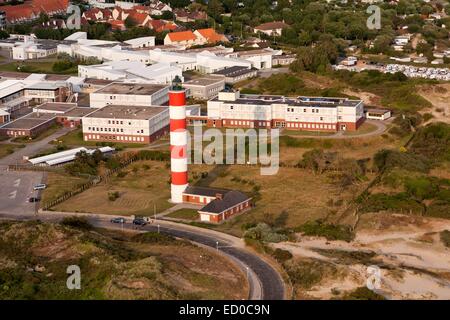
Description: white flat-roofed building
xmin=78 ymin=61 xmax=183 ymax=84
xmin=226 ymin=48 xmax=282 ymax=69
xmin=89 ymin=82 xmax=170 ymax=108
xmin=183 ymin=76 xmax=225 ymax=99
xmin=82 ymin=105 xmax=169 ymax=143
xmin=206 ymin=90 xmax=364 ymax=132
xmin=124 ymin=36 xmax=156 ymax=48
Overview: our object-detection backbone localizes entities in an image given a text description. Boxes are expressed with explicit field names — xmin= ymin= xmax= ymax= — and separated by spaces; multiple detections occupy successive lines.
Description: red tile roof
xmin=196 ymin=28 xmax=226 ymax=43
xmin=254 ymin=21 xmax=289 ymax=31
xmin=2 ymin=0 xmax=69 ymax=23
xmin=167 ymin=30 xmax=196 ymax=42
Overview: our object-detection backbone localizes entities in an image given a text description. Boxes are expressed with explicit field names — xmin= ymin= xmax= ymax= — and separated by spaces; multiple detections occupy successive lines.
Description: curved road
xmin=0 ymin=211 xmax=285 ymax=300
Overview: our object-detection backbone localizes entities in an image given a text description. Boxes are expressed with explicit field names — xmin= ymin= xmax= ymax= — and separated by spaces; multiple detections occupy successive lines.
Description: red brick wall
xmin=206 ymin=118 xmax=340 ymax=132
xmin=84 ymin=125 xmax=169 ymax=144
xmin=337 ymin=116 xmax=365 ymax=132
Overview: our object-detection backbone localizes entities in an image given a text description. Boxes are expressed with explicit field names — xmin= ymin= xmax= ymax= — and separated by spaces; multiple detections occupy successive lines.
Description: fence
xmin=40 ymin=150 xmax=171 ymax=210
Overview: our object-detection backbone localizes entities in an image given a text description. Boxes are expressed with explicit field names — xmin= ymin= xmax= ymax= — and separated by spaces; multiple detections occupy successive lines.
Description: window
xmin=303 ymin=108 xmax=307 ymax=112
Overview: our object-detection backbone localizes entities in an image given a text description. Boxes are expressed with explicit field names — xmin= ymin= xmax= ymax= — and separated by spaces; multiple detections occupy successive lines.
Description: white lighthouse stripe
xmin=171 ymin=183 xmax=188 ymax=203
xmin=171 ymin=158 xmax=188 ymax=172
xmin=169 ymin=106 xmax=186 ymax=120
xmin=170 ymin=131 xmax=187 ymax=146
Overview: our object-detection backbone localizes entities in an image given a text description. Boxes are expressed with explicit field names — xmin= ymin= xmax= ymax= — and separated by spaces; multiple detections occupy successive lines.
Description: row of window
xmin=87 ymin=127 xmax=145 ymax=134
xmin=287 ymin=107 xmax=321 ymax=113
xmin=286 ymin=123 xmax=335 ymax=130
xmin=86 ymin=134 xmax=146 ymax=142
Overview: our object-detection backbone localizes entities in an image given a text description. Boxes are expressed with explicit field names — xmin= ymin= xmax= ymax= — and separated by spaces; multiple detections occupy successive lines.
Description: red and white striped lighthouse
xmin=169 ymin=80 xmax=188 ymax=203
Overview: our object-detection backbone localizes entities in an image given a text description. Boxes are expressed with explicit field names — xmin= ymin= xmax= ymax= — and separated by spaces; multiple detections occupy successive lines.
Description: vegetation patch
xmin=295 ymin=220 xmax=355 ymax=242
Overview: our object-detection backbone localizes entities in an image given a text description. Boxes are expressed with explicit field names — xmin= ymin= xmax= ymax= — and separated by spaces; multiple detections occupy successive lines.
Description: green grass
xmin=0 ymin=57 xmax=77 ymax=75
xmin=0 ymin=143 xmax=25 ymax=159
xmin=343 ymin=122 xmax=378 ymax=136
xmin=166 ymin=209 xmax=199 ymax=220
xmin=51 ymin=128 xmax=146 ymax=148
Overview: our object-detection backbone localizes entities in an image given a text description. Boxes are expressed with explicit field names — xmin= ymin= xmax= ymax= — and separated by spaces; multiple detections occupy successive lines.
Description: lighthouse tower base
xmin=171 ymin=183 xmax=188 ymax=203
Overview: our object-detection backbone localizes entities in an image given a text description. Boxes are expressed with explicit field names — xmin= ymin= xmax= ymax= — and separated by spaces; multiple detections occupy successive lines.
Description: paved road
xmin=0 ymin=170 xmax=43 ymax=215
xmin=0 ymin=127 xmax=73 ymax=167
xmin=0 ymin=210 xmax=285 ymax=300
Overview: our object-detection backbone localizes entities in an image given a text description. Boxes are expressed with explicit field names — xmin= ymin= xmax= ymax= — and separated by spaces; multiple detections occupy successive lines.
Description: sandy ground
xmin=342 ymin=88 xmax=382 ymax=106
xmin=418 ymin=84 xmax=450 ymax=124
xmin=272 ymin=214 xmax=450 ymax=299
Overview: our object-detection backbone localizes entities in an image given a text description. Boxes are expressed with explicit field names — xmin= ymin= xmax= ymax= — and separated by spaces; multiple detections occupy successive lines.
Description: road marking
xmin=13 ymin=179 xmax=20 ymax=187
xmin=9 ymin=190 xmax=17 ymax=199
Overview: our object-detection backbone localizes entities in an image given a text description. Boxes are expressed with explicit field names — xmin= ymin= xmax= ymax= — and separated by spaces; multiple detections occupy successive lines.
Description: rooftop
xmin=35 ymin=102 xmax=77 ymax=113
xmin=85 ymin=105 xmax=168 ymax=120
xmin=199 ymin=190 xmax=251 ymax=214
xmin=212 ymin=66 xmax=255 ymax=77
xmin=254 ymin=21 xmax=289 ymax=31
xmin=214 ymin=93 xmax=362 ymax=108
xmin=93 ymin=82 xmax=168 ymax=95
xmin=0 ymin=112 xmax=55 ymax=130
xmin=64 ymin=107 xmax=96 ymax=118
xmin=183 ymin=186 xmax=231 ymax=198
xmin=183 ymin=76 xmax=224 ymax=86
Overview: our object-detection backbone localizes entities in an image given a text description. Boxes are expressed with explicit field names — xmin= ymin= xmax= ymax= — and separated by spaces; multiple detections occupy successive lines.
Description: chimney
xmin=215 ymin=193 xmax=223 ymax=200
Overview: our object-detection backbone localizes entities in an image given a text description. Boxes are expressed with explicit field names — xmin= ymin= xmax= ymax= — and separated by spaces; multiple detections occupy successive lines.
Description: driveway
xmin=0 ymin=170 xmax=44 ymax=215
xmin=0 ymin=127 xmax=73 ymax=167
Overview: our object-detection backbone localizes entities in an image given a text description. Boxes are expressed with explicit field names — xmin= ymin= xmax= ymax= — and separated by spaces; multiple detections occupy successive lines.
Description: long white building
xmin=78 ymin=61 xmax=183 ymax=84
xmin=89 ymin=82 xmax=170 ymax=108
xmin=206 ymin=91 xmax=364 ymax=132
xmin=82 ymin=105 xmax=169 ymax=143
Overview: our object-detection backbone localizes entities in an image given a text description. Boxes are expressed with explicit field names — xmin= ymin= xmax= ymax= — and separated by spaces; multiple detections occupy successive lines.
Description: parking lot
xmin=0 ymin=170 xmax=44 ymax=216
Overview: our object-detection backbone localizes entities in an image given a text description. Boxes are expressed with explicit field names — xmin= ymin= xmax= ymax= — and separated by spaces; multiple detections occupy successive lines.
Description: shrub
xmin=342 ymin=287 xmax=385 ymax=300
xmin=360 ymin=193 xmax=424 ymax=214
xmin=440 ymin=230 xmax=450 ymax=247
xmin=244 ymin=223 xmax=288 ymax=243
xmin=60 ymin=216 xmax=92 ymax=230
xmin=272 ymin=248 xmax=293 ymax=263
xmin=108 ymin=191 xmax=120 ymax=201
xmin=295 ymin=220 xmax=355 ymax=242
xmin=132 ymin=232 xmax=178 ymax=245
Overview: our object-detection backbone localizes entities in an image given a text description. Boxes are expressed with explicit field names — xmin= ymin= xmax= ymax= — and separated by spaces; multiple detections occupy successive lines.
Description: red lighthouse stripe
xmin=170 ymin=119 xmax=186 ymax=131
xmin=170 ymin=145 xmax=186 ymax=158
xmin=169 ymin=91 xmax=186 ymax=106
xmin=171 ymin=171 xmax=188 ymax=185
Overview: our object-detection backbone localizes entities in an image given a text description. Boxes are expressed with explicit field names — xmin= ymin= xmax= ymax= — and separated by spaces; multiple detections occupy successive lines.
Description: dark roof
xmin=183 ymin=186 xmax=230 ymax=198
xmin=212 ymin=66 xmax=256 ymax=77
xmin=199 ymin=190 xmax=251 ymax=214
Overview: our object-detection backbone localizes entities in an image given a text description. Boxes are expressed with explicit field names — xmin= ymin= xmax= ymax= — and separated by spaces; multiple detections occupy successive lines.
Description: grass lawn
xmin=40 ymin=171 xmax=91 ymax=206
xmin=51 ymin=128 xmax=146 ymax=148
xmin=189 ymin=163 xmax=373 ymax=237
xmin=166 ymin=208 xmax=199 ymax=220
xmin=0 ymin=143 xmax=25 ymax=159
xmin=0 ymin=57 xmax=77 ymax=75
xmin=53 ymin=160 xmax=173 ymax=215
xmin=343 ymin=122 xmax=378 ymax=136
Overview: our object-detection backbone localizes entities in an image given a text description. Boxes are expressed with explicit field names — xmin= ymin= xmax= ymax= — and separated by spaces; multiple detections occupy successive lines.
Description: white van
xmin=33 ymin=184 xmax=47 ymax=190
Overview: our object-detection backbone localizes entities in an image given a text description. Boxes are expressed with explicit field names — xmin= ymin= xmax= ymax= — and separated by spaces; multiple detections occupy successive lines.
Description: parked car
xmin=110 ymin=217 xmax=126 ymax=224
xmin=33 ymin=184 xmax=47 ymax=190
xmin=132 ymin=218 xmax=147 ymax=226
xmin=28 ymin=197 xmax=41 ymax=202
